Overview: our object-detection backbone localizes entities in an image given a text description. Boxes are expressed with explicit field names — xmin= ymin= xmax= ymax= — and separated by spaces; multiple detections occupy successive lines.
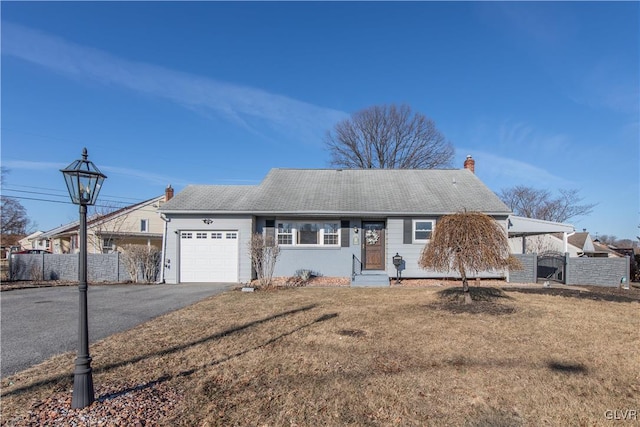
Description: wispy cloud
xmin=458 ymin=149 xmax=572 ymax=190
xmin=2 ymin=159 xmax=188 ymax=188
xmin=2 ymin=22 xmax=348 ymax=143
xmin=497 ymin=120 xmax=572 ymax=157
xmin=478 ymin=3 xmax=639 ymax=116
xmin=100 ymin=165 xmax=191 ymax=187
xmin=1 ymin=160 xmax=67 ymax=171
xmin=570 ymin=58 xmax=640 ymax=115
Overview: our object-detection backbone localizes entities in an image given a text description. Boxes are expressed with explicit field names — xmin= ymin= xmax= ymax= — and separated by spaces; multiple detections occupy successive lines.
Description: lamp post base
xmin=71 ymin=357 xmax=94 ymax=408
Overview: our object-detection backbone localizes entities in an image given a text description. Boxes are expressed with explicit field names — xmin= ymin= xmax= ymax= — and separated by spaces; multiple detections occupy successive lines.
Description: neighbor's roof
xmin=160 ymin=168 xmax=512 ymax=215
xmin=41 ymin=195 xmax=165 ymax=238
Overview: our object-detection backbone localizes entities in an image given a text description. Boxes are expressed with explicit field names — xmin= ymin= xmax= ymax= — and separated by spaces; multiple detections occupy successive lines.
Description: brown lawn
xmin=1 ymin=285 xmax=639 ymax=426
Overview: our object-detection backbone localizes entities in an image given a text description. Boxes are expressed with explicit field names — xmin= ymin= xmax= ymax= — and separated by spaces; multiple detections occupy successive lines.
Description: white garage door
xmin=179 ymin=231 xmax=239 ymax=282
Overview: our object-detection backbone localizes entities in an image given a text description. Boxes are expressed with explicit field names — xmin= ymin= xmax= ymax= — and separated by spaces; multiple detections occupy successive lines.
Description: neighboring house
xmin=508 ymin=230 xmax=616 ymax=258
xmin=592 ymin=240 xmax=623 ymax=258
xmin=18 ymin=231 xmax=50 ymax=252
xmin=159 ymin=157 xmax=524 ymax=284
xmin=0 ymin=234 xmax=25 ymax=258
xmin=43 ymin=186 xmax=174 ymax=254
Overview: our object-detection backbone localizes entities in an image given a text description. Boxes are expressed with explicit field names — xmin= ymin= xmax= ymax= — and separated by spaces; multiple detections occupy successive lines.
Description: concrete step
xmin=351 ymin=272 xmax=390 ymax=287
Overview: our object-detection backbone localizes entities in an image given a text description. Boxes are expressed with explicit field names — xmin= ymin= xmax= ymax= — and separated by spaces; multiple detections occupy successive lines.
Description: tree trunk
xmin=458 ymin=261 xmax=472 ymax=305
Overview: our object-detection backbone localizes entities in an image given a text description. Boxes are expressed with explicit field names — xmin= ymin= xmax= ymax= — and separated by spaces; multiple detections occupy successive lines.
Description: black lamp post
xmin=61 ymin=148 xmax=106 ymax=409
xmin=392 ymin=253 xmax=403 ymax=284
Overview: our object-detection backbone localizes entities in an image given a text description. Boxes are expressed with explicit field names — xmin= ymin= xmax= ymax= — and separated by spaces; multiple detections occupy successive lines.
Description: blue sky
xmin=2 ymin=2 xmax=638 ymax=240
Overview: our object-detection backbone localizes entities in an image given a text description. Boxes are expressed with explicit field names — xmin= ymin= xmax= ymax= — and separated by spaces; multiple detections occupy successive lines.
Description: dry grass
xmin=2 ymin=286 xmax=639 ymax=426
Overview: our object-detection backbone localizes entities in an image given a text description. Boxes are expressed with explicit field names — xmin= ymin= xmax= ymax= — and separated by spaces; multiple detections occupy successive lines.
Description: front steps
xmin=351 ymin=271 xmax=390 ymax=287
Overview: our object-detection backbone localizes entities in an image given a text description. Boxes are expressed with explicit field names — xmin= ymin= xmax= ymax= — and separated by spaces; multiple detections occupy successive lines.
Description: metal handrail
xmin=352 ymin=254 xmax=362 ymax=279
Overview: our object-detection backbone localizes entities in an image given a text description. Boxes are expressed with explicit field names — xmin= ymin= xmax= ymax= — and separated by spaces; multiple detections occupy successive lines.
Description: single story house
xmin=159 ymin=157 xmax=530 ymax=284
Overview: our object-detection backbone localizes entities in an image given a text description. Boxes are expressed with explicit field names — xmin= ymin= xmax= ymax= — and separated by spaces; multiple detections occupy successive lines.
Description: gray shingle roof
xmin=160 ymin=168 xmax=511 ymax=215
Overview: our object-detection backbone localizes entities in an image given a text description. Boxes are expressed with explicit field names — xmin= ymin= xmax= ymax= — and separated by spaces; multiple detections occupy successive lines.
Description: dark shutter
xmin=341 ymin=220 xmax=350 ymax=247
xmin=403 ymin=218 xmax=412 ymax=244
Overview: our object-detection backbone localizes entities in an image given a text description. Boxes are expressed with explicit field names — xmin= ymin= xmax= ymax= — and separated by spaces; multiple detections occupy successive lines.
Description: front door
xmin=362 ymin=221 xmax=385 ymax=270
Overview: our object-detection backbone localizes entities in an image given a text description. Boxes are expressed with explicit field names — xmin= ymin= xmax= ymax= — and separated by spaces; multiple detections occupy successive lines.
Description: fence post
xmin=625 ymin=255 xmax=630 ymax=288
xmin=564 ymin=253 xmax=570 ymax=285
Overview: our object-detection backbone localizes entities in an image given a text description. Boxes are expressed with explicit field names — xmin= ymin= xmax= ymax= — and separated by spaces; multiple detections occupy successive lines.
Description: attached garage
xmin=179 ymin=230 xmax=239 ymax=282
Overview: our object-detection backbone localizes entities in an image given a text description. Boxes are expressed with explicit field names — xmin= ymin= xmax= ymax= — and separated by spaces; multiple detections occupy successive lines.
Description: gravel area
xmin=2 ymin=380 xmax=183 ymax=426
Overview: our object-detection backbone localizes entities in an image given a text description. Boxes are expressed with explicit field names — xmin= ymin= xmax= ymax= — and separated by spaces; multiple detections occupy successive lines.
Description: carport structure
xmin=507 ymin=216 xmax=575 ymax=253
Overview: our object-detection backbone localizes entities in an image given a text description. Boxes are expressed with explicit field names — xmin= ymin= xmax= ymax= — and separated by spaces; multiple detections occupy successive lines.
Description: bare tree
xmin=419 ymin=212 xmax=521 ymax=304
xmin=1 ymin=167 xmax=35 ymax=235
xmin=249 ymin=233 xmax=280 ymax=288
xmin=499 ymin=186 xmax=596 ymax=223
xmin=1 ymin=197 xmax=29 ymax=235
xmin=596 ymin=234 xmax=618 ymax=245
xmin=522 ymin=235 xmax=557 ymax=255
xmin=325 ymin=104 xmax=454 ymax=169
xmin=87 ymin=204 xmax=129 ymax=253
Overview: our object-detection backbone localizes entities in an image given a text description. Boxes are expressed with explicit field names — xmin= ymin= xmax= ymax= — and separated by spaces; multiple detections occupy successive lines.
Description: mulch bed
xmin=503 ymin=284 xmax=640 ymax=303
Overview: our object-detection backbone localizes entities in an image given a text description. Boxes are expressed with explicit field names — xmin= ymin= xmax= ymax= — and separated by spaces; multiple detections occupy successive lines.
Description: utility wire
xmin=2 ymin=194 xmax=164 ymax=213
xmin=3 ymin=184 xmax=147 ymax=202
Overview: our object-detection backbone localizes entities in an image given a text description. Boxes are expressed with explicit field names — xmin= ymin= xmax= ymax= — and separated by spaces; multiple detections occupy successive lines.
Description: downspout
xmin=563 ymin=230 xmax=576 ymax=254
xmin=158 ymin=213 xmax=170 ymax=284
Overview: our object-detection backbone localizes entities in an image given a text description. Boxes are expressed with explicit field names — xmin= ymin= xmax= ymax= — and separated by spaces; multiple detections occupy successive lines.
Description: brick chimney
xmin=463 ymin=155 xmax=475 ymax=173
xmin=165 ymin=184 xmax=174 ymax=202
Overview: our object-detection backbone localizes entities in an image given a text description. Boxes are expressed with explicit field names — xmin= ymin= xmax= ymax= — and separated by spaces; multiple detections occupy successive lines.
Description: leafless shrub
xmin=29 ymin=264 xmax=43 ymax=281
xmin=120 ymin=244 xmax=161 ymax=283
xmin=419 ymin=211 xmax=522 ymax=304
xmin=248 ymin=233 xmax=280 ymax=288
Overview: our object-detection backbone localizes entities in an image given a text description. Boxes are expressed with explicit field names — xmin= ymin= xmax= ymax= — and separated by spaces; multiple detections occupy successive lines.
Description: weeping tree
xmin=419 ymin=211 xmax=522 ymax=304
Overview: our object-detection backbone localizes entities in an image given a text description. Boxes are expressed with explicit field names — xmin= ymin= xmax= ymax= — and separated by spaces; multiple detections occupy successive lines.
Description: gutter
xmin=157 ymin=210 xmax=513 ymax=217
xmin=158 ymin=213 xmax=170 ymax=284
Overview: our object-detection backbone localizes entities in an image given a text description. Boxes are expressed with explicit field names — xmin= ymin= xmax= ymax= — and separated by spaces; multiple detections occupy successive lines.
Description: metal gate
xmin=537 ymin=252 xmax=565 ymax=283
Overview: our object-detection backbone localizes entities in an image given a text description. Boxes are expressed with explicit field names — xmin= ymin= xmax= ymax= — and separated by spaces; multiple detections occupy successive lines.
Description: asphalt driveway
xmin=0 ymin=283 xmax=233 ymax=377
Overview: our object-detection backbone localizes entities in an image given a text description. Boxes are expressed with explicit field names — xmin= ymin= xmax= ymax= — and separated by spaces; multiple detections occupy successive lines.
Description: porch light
xmin=60 ymin=148 xmax=107 ymax=409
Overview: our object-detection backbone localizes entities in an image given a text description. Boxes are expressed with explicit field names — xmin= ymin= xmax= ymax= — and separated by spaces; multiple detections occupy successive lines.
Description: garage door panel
xmin=180 ymin=231 xmax=239 ymax=282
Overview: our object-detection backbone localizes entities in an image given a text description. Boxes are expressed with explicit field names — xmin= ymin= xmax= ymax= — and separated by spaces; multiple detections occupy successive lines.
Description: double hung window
xmin=413 ymin=220 xmax=434 ymax=242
